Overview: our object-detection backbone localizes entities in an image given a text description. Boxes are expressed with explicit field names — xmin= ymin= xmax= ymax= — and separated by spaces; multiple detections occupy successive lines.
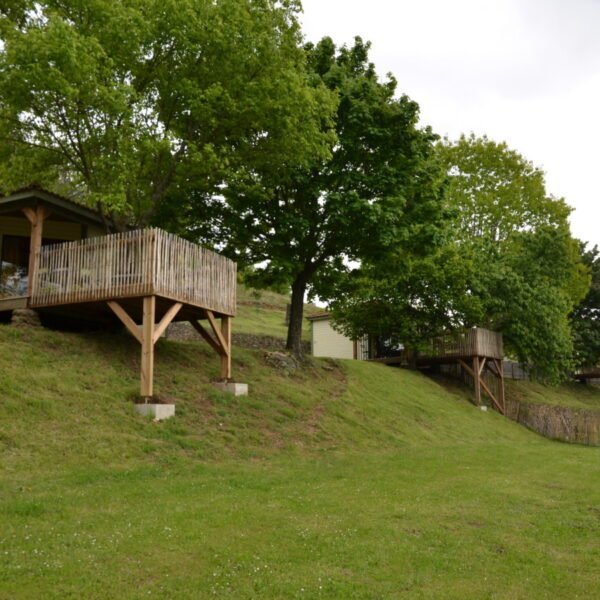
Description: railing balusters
xmin=30 ymin=228 xmax=235 ymax=315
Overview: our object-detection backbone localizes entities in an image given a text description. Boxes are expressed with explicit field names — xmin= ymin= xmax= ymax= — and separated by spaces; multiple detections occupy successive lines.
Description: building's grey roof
xmin=306 ymin=311 xmax=332 ymax=322
xmin=0 ymin=185 xmax=112 ymax=229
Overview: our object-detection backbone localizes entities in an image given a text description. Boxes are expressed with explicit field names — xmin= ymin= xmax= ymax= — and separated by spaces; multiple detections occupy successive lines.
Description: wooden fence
xmin=422 ymin=328 xmax=503 ymax=360
xmin=30 ymin=228 xmax=236 ymax=316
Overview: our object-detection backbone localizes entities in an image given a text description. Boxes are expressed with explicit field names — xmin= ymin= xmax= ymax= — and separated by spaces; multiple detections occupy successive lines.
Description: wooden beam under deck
xmin=0 ymin=296 xmax=28 ymax=312
xmin=105 ymin=296 xmax=228 ymax=399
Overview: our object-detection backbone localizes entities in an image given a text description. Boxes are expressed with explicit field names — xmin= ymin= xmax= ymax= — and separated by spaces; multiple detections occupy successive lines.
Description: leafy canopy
xmin=196 ymin=37 xmax=446 ymax=353
xmin=0 ymin=0 xmax=334 ymax=224
xmin=570 ymin=245 xmax=600 ymax=369
xmin=437 ymin=135 xmax=589 ymax=382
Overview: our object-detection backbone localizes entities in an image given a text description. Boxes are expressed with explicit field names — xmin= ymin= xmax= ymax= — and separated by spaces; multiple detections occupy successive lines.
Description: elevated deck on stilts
xmin=375 ymin=328 xmax=506 ymax=414
xmin=419 ymin=328 xmax=505 ymax=414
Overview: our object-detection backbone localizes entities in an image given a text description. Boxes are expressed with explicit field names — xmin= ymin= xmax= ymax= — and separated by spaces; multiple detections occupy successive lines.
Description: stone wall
xmin=505 ymin=399 xmax=600 ymax=446
xmin=166 ymin=322 xmax=310 ymax=354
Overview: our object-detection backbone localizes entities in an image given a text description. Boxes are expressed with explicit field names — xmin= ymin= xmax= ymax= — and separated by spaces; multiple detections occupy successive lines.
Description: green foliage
xmin=570 ymin=245 xmax=600 ymax=368
xmin=331 ymin=135 xmax=588 ymax=382
xmin=437 ymin=134 xmax=572 ymax=242
xmin=329 ymin=243 xmax=483 ymax=352
xmin=0 ymin=0 xmax=333 ymax=223
xmin=437 ymin=136 xmax=589 ymax=382
xmin=201 ymin=37 xmax=444 ymax=353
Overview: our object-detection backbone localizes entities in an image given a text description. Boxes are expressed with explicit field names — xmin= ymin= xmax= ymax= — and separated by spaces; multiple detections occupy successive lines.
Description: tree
xmin=203 ymin=37 xmax=445 ymax=355
xmin=0 ymin=0 xmax=334 ymax=225
xmin=327 ymin=242 xmax=483 ymax=357
xmin=437 ymin=134 xmax=572 ymax=242
xmin=437 ymin=135 xmax=589 ymax=382
xmin=570 ymin=245 xmax=600 ymax=369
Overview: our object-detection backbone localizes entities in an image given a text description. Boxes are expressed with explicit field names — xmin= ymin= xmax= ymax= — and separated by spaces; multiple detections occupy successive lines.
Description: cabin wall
xmin=311 ymin=318 xmax=356 ymax=360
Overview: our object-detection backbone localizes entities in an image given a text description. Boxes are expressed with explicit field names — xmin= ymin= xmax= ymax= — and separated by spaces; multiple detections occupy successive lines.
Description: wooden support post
xmin=460 ymin=358 xmax=504 ymax=413
xmin=22 ymin=206 xmax=50 ymax=297
xmin=473 ymin=356 xmax=481 ymax=406
xmin=141 ymin=296 xmax=156 ymax=399
xmin=189 ymin=320 xmax=223 ymax=355
xmin=153 ymin=302 xmax=182 ymax=344
xmin=109 ymin=298 xmax=183 ymax=400
xmin=220 ymin=315 xmax=232 ymax=381
xmin=107 ymin=301 xmax=142 ymax=343
xmin=495 ymin=358 xmax=506 ymax=414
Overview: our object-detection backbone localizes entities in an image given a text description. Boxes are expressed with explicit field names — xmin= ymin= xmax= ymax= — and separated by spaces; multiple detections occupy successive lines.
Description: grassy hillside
xmin=507 ymin=379 xmax=600 ymax=411
xmin=235 ymin=284 xmax=322 ymax=340
xmin=1 ymin=323 xmax=599 ymax=598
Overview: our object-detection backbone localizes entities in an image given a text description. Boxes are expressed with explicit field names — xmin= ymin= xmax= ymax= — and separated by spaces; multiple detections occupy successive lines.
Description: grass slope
xmin=0 ymin=324 xmax=599 ymax=599
xmin=507 ymin=379 xmax=600 ymax=411
xmin=235 ymin=284 xmax=322 ymax=340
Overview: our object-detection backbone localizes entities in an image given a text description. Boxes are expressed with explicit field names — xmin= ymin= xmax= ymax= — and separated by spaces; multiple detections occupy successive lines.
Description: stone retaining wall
xmin=505 ymin=399 xmax=600 ymax=446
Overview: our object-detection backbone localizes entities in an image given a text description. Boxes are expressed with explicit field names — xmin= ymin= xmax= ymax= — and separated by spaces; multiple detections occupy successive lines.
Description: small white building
xmin=307 ymin=313 xmax=369 ymax=360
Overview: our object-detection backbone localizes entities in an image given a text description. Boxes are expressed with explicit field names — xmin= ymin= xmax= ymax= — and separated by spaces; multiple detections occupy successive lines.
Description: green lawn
xmin=1 ymin=324 xmax=599 ymax=598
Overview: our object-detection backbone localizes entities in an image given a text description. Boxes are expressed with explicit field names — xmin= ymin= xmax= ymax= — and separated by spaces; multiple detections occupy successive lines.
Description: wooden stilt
xmin=220 ymin=315 xmax=232 ymax=381
xmin=189 ymin=320 xmax=223 ymax=355
xmin=108 ymin=298 xmax=183 ymax=400
xmin=460 ymin=357 xmax=504 ymax=414
xmin=473 ymin=356 xmax=481 ymax=406
xmin=141 ymin=296 xmax=156 ymax=399
xmin=23 ymin=206 xmax=50 ymax=297
xmin=495 ymin=358 xmax=506 ymax=414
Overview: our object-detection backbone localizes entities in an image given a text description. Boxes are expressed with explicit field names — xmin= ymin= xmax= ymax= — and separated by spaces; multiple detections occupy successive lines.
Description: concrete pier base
xmin=213 ymin=382 xmax=249 ymax=396
xmin=135 ymin=403 xmax=175 ymax=421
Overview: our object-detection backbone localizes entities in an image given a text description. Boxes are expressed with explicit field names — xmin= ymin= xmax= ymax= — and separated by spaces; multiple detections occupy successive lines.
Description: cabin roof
xmin=0 ymin=185 xmax=112 ymax=229
xmin=306 ymin=311 xmax=332 ymax=322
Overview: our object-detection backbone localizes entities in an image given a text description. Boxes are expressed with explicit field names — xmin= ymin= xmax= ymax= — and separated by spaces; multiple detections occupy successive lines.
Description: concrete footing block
xmin=213 ymin=382 xmax=249 ymax=396
xmin=135 ymin=403 xmax=175 ymax=421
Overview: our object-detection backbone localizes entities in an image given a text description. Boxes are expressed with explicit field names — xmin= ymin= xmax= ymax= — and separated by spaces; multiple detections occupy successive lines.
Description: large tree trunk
xmin=286 ymin=276 xmax=307 ymax=357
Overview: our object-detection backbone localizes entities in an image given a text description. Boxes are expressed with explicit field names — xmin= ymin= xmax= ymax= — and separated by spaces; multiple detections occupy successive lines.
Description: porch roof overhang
xmin=0 ymin=185 xmax=112 ymax=230
xmin=306 ymin=312 xmax=332 ymax=322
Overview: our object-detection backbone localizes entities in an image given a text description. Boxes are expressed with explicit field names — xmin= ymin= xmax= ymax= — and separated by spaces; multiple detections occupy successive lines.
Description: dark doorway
xmin=0 ymin=235 xmax=30 ymax=297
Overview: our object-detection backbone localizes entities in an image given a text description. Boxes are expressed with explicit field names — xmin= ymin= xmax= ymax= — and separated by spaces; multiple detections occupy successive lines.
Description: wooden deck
xmin=574 ymin=368 xmax=600 ymax=381
xmin=30 ymin=228 xmax=236 ymax=317
xmin=417 ymin=328 xmax=506 ymax=415
xmin=418 ymin=328 xmax=503 ymax=363
xmin=9 ymin=227 xmax=239 ymax=398
xmin=0 ymin=296 xmax=28 ymax=312
xmin=374 ymin=328 xmax=506 ymax=414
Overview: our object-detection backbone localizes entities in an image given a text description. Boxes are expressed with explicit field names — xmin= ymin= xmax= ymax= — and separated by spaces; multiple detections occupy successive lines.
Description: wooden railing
xmin=422 ymin=328 xmax=503 ymax=360
xmin=30 ymin=228 xmax=236 ymax=316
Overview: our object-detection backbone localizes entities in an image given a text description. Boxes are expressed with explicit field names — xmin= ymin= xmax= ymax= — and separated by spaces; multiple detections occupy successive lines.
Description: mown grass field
xmin=1 ymin=308 xmax=599 ymax=598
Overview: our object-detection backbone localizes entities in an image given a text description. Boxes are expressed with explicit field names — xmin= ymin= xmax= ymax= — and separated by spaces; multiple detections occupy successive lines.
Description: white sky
xmin=300 ymin=0 xmax=600 ymax=247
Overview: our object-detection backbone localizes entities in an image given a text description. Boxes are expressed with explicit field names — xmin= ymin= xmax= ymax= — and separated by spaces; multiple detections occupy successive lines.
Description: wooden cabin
xmin=0 ymin=186 xmax=237 ymax=399
xmin=308 ymin=313 xmax=366 ymax=360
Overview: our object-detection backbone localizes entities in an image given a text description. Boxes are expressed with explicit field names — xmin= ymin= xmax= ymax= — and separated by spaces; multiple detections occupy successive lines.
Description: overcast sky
xmin=300 ymin=0 xmax=600 ymax=247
